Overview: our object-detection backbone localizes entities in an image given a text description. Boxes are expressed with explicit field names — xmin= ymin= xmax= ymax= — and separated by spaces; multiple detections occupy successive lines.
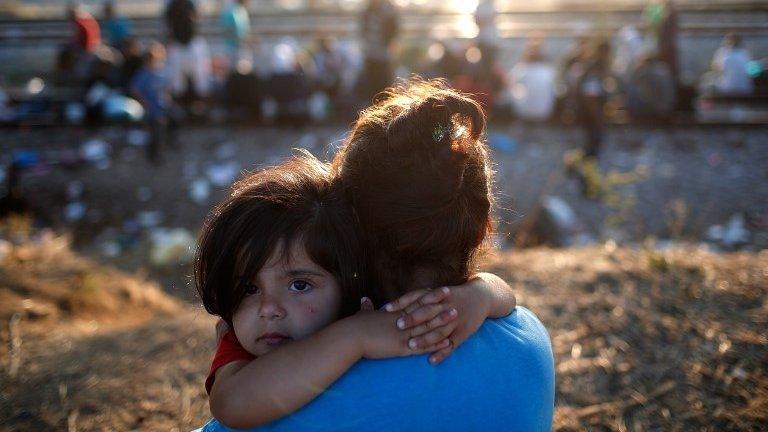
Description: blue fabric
xmin=198 ymin=306 xmax=555 ymax=432
xmin=129 ymin=68 xmax=167 ymax=120
xmin=220 ymin=4 xmax=250 ymax=49
xmin=104 ymin=18 xmax=132 ymax=47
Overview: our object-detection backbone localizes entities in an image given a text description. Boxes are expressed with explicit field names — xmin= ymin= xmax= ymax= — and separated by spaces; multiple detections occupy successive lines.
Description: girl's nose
xmin=258 ymin=294 xmax=286 ymax=320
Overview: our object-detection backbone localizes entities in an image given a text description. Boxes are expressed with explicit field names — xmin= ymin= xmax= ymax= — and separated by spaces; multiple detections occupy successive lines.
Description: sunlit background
xmin=1 ymin=0 xmax=766 ymax=430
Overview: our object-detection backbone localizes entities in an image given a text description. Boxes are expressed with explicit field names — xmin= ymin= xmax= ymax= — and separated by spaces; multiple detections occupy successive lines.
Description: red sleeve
xmin=205 ymin=330 xmax=256 ymax=394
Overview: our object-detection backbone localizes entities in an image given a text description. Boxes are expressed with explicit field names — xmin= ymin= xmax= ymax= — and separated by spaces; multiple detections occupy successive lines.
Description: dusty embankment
xmin=1 ymin=233 xmax=766 ymax=431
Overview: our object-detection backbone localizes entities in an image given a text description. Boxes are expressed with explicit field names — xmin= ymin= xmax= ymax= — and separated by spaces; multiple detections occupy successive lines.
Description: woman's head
xmin=332 ymin=78 xmax=494 ymax=303
xmin=195 ymin=153 xmax=366 ymax=353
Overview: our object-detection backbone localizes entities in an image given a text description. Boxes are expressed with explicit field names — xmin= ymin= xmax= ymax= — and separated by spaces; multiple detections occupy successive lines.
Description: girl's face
xmin=232 ymin=240 xmax=342 ymax=356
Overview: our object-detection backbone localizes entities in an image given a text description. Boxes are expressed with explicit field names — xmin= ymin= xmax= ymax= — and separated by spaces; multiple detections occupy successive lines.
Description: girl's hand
xmin=343 ymin=308 xmax=450 ymax=360
xmin=385 ymin=275 xmax=515 ymax=365
xmin=383 ymin=287 xmax=460 ymax=359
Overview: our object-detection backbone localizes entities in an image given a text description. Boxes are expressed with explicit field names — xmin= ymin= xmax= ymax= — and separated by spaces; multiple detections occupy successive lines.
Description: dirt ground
xmin=4 ymin=123 xmax=768 ymax=247
xmin=1 ymin=232 xmax=765 ymax=431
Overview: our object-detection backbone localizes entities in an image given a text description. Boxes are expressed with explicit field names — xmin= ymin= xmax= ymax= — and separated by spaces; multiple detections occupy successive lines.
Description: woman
xmin=198 ymin=79 xmax=554 ymax=431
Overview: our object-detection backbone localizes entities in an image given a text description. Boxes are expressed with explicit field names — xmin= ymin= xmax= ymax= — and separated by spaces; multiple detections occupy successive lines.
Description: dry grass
xmin=483 ymin=244 xmax=767 ymax=431
xmin=0 ymin=234 xmax=766 ymax=431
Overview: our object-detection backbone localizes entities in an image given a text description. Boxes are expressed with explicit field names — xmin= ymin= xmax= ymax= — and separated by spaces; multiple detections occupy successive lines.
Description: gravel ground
xmin=2 ymin=122 xmax=767 ymax=300
xmin=5 ymin=123 xmax=767 ymax=235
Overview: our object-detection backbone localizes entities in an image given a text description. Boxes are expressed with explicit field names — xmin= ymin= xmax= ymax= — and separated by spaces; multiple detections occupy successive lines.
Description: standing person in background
xmin=165 ymin=0 xmax=212 ymax=109
xmin=220 ymin=0 xmax=252 ymax=70
xmin=102 ymin=1 xmax=132 ymax=50
xmin=559 ymin=33 xmax=590 ymax=123
xmin=643 ymin=0 xmax=679 ymax=90
xmin=359 ymin=0 xmax=399 ymax=101
xmin=130 ymin=42 xmax=176 ymax=164
xmin=474 ymin=0 xmax=499 ymax=67
xmin=577 ymin=41 xmax=611 ymax=161
xmin=658 ymin=0 xmax=679 ymax=89
xmin=565 ymin=41 xmax=612 ymax=199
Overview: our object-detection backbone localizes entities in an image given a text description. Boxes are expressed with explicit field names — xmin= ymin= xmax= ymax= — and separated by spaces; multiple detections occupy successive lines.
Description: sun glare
xmin=449 ymin=0 xmax=479 ymax=14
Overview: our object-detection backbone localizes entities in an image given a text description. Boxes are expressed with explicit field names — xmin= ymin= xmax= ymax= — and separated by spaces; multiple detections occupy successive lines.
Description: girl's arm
xmin=384 ymin=272 xmax=516 ymax=364
xmin=209 ymin=308 xmax=451 ymax=429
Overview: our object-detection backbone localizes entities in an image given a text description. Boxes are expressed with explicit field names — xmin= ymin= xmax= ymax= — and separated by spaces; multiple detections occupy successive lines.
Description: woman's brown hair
xmin=195 ymin=152 xmax=367 ymax=325
xmin=332 ymin=78 xmax=494 ymax=305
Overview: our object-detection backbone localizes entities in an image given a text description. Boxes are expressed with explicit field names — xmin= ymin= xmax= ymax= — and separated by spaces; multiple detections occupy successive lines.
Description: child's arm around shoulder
xmin=209 ymin=319 xmax=360 ymax=429
xmin=209 ymin=307 xmax=447 ymax=429
xmin=470 ymin=272 xmax=517 ymax=318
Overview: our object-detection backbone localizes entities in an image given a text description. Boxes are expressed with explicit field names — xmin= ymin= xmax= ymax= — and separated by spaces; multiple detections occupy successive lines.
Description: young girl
xmin=196 ymin=85 xmax=514 ymax=430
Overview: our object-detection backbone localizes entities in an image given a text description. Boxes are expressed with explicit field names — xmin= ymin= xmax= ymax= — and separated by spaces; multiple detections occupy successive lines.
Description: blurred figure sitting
xmin=102 ymin=1 xmax=132 ymax=50
xmin=164 ymin=0 xmax=212 ymax=109
xmin=509 ymin=36 xmax=556 ymax=121
xmin=83 ymin=46 xmax=121 ymax=121
xmin=220 ymin=0 xmax=251 ymax=70
xmin=224 ymin=59 xmax=262 ymax=122
xmin=626 ymin=51 xmax=676 ymax=120
xmin=452 ymin=44 xmax=507 ymax=113
xmin=130 ymin=42 xmax=176 ymax=163
xmin=69 ymin=3 xmax=101 ymax=54
xmin=702 ymin=34 xmax=754 ymax=95
xmin=431 ymin=40 xmax=465 ymax=81
xmin=66 ymin=3 xmax=102 ymax=82
xmin=120 ymin=38 xmax=144 ymax=90
xmin=310 ymin=36 xmax=345 ymax=99
xmin=268 ymin=41 xmax=312 ymax=124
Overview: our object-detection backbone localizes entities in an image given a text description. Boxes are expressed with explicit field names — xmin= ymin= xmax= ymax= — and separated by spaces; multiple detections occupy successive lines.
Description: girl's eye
xmin=244 ymin=284 xmax=259 ymax=295
xmin=289 ymin=280 xmax=312 ymax=292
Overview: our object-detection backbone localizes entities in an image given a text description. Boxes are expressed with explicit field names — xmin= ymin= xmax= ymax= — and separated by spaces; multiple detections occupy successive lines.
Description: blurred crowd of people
xmin=1 ymin=0 xmax=766 ymax=165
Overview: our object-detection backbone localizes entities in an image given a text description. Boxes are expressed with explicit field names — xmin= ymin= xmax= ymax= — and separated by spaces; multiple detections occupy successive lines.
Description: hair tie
xmin=432 ymin=122 xmax=469 ymax=143
xmin=432 ymin=123 xmax=451 ymax=142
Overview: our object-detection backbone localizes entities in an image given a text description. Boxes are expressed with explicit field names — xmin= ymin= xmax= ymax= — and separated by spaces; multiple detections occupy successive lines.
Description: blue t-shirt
xmin=198 ymin=306 xmax=554 ymax=432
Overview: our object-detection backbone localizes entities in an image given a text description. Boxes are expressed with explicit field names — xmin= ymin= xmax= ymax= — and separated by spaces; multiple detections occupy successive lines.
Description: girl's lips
xmin=258 ymin=333 xmax=291 ymax=346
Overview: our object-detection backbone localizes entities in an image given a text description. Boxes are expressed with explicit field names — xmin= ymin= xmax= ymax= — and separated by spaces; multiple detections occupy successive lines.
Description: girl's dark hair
xmin=195 ymin=152 xmax=367 ymax=325
xmin=332 ymin=78 xmax=494 ymax=305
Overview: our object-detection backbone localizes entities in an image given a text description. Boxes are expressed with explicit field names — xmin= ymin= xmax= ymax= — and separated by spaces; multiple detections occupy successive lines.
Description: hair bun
xmin=383 ymin=91 xmax=485 ymax=173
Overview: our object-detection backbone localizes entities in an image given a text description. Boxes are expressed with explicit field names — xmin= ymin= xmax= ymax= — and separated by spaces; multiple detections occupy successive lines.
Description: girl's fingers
xmin=428 ymin=343 xmax=455 ymax=365
xmin=408 ymin=308 xmax=458 ymax=338
xmin=383 ymin=289 xmax=430 ymax=312
xmin=384 ymin=287 xmax=450 ymax=312
xmin=407 ymin=322 xmax=457 ymax=350
xmin=402 ymin=287 xmax=450 ymax=315
xmin=396 ymin=303 xmax=450 ymax=330
xmin=409 ymin=338 xmax=451 ymax=355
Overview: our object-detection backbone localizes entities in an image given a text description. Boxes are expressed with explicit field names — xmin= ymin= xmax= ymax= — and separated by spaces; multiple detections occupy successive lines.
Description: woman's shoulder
xmin=477 ymin=306 xmax=553 ymax=356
